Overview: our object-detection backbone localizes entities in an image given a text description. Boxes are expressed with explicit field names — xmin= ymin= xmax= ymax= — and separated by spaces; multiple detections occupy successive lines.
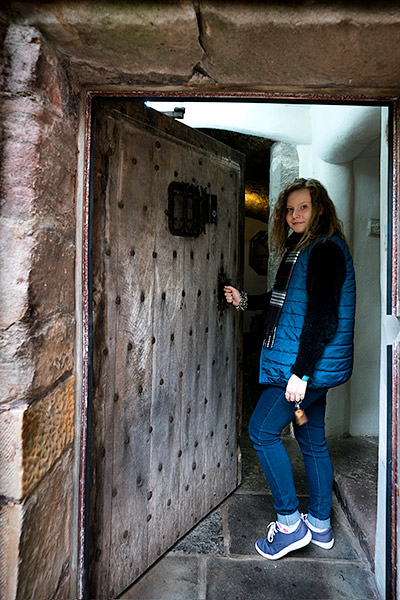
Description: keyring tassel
xmin=294 ymin=402 xmax=308 ymax=426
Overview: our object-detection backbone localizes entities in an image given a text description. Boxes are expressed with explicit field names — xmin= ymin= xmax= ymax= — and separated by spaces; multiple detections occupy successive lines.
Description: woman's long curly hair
xmin=270 ymin=178 xmax=346 ymax=255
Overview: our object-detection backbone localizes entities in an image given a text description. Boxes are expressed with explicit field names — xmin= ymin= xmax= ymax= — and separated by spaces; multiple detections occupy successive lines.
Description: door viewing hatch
xmin=89 ymin=101 xmax=244 ymax=598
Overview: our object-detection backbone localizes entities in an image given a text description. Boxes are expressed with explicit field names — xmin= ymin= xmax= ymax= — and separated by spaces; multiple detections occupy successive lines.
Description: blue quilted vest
xmin=259 ymin=236 xmax=356 ymax=389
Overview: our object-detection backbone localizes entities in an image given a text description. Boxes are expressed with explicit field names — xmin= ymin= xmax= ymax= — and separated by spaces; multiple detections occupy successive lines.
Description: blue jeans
xmin=249 ymin=385 xmax=333 ymax=529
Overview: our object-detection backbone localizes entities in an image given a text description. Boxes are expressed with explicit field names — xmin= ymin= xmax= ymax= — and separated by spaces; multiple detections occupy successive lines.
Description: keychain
xmin=294 ymin=401 xmax=308 ymax=426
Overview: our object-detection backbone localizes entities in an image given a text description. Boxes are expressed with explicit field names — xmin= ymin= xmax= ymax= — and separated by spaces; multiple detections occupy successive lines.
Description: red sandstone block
xmin=4 ymin=24 xmax=41 ymax=95
xmin=0 ymin=313 xmax=75 ymax=405
xmin=1 ymin=96 xmax=58 ymax=135
xmin=1 ymin=96 xmax=78 ymax=225
xmin=29 ymin=229 xmax=75 ymax=319
xmin=0 ymin=322 xmax=34 ymax=405
xmin=3 ymin=141 xmax=41 ymax=190
xmin=30 ymin=314 xmax=75 ymax=392
xmin=0 ymin=221 xmax=32 ymax=328
xmin=0 ymin=447 xmax=73 ymax=600
xmin=0 ymin=377 xmax=75 ymax=500
xmin=0 ymin=185 xmax=37 ymax=223
xmin=35 ymin=46 xmax=62 ymax=112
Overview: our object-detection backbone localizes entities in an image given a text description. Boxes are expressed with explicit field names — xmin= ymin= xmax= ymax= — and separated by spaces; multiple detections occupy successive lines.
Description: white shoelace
xmin=301 ymin=512 xmax=328 ymax=533
xmin=266 ymin=521 xmax=278 ymax=542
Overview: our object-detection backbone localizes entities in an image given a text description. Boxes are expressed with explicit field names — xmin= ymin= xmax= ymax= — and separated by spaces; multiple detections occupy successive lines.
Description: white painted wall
xmin=147 ymin=101 xmax=311 ymax=145
xmin=310 ymin=105 xmax=381 ymax=163
xmin=295 ymin=106 xmax=381 ymax=438
xmin=350 ymin=154 xmax=380 ymax=436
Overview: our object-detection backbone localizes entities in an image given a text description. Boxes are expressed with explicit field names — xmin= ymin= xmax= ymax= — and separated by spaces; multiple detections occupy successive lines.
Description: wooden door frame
xmin=76 ymin=90 xmax=399 ymax=599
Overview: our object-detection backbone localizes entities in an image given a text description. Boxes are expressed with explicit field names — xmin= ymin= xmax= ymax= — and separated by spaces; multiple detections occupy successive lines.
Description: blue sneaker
xmin=301 ymin=514 xmax=335 ymax=549
xmin=255 ymin=519 xmax=312 ymax=560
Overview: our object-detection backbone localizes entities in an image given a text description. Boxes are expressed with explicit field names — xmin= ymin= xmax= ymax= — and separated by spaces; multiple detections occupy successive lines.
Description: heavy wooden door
xmin=89 ymin=101 xmax=244 ymax=598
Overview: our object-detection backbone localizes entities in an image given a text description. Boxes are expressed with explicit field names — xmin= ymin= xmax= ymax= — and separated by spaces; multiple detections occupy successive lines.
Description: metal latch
xmin=167 ymin=181 xmax=217 ymax=237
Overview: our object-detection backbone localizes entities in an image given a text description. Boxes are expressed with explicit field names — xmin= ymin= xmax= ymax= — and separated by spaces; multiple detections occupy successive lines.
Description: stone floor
xmin=119 ymin=379 xmax=379 ymax=600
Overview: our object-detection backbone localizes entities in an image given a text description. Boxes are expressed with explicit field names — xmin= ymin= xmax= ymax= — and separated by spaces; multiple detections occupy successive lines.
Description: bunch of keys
xmin=294 ymin=401 xmax=308 ymax=426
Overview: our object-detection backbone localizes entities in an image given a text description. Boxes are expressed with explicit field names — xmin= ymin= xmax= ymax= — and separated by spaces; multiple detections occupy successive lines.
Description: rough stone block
xmin=29 ymin=228 xmax=75 ymax=319
xmin=0 ymin=501 xmax=21 ymax=600
xmin=34 ymin=125 xmax=78 ymax=231
xmin=198 ymin=3 xmax=400 ymax=89
xmin=0 ymin=446 xmax=74 ymax=600
xmin=3 ymin=23 xmax=68 ymax=109
xmin=1 ymin=96 xmax=47 ymax=145
xmin=30 ymin=314 xmax=76 ymax=393
xmin=1 ymin=96 xmax=77 ymax=228
xmin=0 ymin=313 xmax=75 ymax=405
xmin=0 ymin=377 xmax=75 ymax=500
xmin=35 ymin=43 xmax=62 ymax=112
xmin=3 ymin=23 xmax=41 ymax=94
xmin=1 ymin=24 xmax=78 ymax=230
xmin=3 ymin=139 xmax=42 ymax=191
xmin=12 ymin=3 xmax=203 ymax=84
xmin=22 ymin=377 xmax=75 ymax=498
xmin=0 ymin=220 xmax=32 ymax=328
xmin=170 ymin=508 xmax=223 ymax=555
xmin=0 ymin=325 xmax=33 ymax=405
xmin=0 ymin=407 xmax=25 ymax=500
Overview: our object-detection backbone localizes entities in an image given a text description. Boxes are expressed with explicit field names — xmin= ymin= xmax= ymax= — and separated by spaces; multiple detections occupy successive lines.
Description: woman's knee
xmin=295 ymin=426 xmax=330 ymax=457
xmin=248 ymin=411 xmax=260 ymax=445
xmin=249 ymin=411 xmax=280 ymax=448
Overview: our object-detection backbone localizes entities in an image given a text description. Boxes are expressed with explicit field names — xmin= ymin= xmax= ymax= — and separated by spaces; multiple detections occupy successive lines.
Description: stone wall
xmin=0 ymin=17 xmax=79 ymax=600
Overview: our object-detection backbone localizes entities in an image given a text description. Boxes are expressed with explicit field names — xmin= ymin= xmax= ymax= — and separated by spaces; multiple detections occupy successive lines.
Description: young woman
xmin=224 ymin=178 xmax=356 ymax=560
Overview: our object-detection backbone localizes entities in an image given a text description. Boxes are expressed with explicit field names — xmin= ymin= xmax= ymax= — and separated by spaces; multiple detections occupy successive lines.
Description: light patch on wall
xmin=245 ymin=182 xmax=269 ymax=223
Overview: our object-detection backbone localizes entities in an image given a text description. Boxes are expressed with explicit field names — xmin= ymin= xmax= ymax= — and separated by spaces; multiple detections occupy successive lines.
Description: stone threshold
xmin=328 ymin=436 xmax=378 ymax=568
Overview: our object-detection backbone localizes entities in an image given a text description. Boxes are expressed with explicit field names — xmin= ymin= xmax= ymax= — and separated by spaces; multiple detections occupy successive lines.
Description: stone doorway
xmin=76 ymin=94 xmax=396 ymax=596
xmin=2 ymin=5 xmax=400 ymax=599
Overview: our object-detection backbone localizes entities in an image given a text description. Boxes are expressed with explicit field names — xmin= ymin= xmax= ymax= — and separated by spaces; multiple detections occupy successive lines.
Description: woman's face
xmin=285 ymin=188 xmax=313 ymax=234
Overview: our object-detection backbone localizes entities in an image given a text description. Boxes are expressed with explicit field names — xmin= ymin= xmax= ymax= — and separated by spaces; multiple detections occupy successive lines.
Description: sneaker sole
xmin=255 ymin=529 xmax=312 ymax=560
xmin=311 ymin=537 xmax=334 ymax=549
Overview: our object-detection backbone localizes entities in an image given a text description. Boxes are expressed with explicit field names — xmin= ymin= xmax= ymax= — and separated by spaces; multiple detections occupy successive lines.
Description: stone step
xmin=328 ymin=436 xmax=378 ymax=567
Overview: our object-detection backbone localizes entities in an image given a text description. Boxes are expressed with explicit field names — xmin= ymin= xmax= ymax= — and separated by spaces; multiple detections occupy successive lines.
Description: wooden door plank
xmin=108 ymin=117 xmax=157 ymax=595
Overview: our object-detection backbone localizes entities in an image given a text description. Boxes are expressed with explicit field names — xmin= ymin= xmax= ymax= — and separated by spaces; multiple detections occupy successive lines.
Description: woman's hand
xmin=224 ymin=285 xmax=241 ymax=307
xmin=285 ymin=374 xmax=308 ymax=403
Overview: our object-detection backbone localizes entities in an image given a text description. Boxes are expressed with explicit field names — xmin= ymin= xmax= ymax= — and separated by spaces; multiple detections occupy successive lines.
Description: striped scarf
xmin=263 ymin=247 xmax=301 ymax=348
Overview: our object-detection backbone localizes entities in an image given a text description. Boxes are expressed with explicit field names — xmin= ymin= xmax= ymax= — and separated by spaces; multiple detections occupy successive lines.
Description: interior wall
xmin=295 ymin=107 xmax=382 ymax=438
xmin=350 ymin=153 xmax=381 ymax=436
xmin=243 ymin=217 xmax=269 ymax=333
xmin=308 ymin=159 xmax=353 ymax=436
